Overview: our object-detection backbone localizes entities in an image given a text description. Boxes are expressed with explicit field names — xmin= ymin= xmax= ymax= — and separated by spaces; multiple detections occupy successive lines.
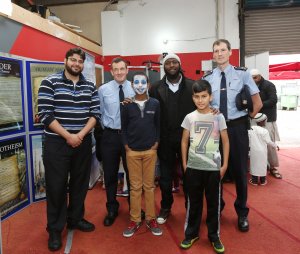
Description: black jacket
xmin=121 ymin=97 xmax=160 ymax=151
xmin=258 ymin=77 xmax=278 ymax=122
xmin=149 ymin=74 xmax=195 ymax=141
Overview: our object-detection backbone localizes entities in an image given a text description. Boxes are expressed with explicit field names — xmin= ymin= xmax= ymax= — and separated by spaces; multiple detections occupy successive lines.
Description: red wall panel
xmin=101 ymin=50 xmax=240 ymax=80
xmin=9 ymin=26 xmax=102 ymax=63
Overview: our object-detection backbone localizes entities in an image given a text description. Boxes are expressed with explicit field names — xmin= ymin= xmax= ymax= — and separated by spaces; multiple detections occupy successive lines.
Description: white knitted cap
xmin=162 ymin=53 xmax=181 ymax=66
xmin=250 ymin=69 xmax=261 ymax=76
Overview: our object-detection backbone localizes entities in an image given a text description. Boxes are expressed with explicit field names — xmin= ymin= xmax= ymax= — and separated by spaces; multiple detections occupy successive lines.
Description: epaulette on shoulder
xmin=234 ymin=66 xmax=248 ymax=71
xmin=202 ymin=70 xmax=213 ymax=78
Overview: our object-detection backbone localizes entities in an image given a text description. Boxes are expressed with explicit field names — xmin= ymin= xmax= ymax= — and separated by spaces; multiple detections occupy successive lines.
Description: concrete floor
xmin=277 ymin=107 xmax=300 ymax=148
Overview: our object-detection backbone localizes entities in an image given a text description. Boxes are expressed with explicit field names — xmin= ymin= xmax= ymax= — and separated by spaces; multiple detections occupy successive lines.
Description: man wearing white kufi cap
xmin=162 ymin=53 xmax=181 ymax=66
xmin=149 ymin=53 xmax=195 ymax=224
xmin=250 ymin=68 xmax=282 ymax=179
xmin=248 ymin=113 xmax=277 ymax=186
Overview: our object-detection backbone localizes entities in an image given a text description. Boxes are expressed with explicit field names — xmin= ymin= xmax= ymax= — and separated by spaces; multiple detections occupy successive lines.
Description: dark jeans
xmin=43 ymin=134 xmax=92 ymax=232
xmin=101 ymin=129 xmax=129 ymax=213
xmin=158 ymin=138 xmax=182 ymax=210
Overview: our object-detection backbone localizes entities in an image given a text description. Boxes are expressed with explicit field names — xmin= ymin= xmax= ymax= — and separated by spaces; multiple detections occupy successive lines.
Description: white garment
xmin=135 ymin=100 xmax=146 ymax=107
xmin=166 ymin=74 xmax=182 ymax=93
xmin=248 ymin=126 xmax=276 ymax=177
xmin=265 ymin=121 xmax=280 ymax=141
xmin=265 ymin=122 xmax=280 ymax=167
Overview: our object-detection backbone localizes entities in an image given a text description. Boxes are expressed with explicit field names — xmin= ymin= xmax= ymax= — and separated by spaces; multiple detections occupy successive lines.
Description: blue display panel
xmin=0 ymin=57 xmax=25 ymax=136
xmin=25 ymin=61 xmax=64 ymax=131
xmin=29 ymin=133 xmax=46 ymax=201
xmin=0 ymin=135 xmax=30 ymax=220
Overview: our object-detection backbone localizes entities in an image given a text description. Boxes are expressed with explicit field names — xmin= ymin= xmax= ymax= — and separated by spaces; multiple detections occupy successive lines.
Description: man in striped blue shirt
xmin=38 ymin=48 xmax=100 ymax=252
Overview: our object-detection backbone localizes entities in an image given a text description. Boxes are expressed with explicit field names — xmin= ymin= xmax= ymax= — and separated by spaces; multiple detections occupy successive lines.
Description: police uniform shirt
xmin=98 ymin=79 xmax=135 ymax=129
xmin=203 ymin=64 xmax=259 ymax=120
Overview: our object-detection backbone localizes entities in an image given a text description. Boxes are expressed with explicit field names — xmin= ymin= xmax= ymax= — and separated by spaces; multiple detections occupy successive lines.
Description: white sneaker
xmin=156 ymin=209 xmax=170 ymax=224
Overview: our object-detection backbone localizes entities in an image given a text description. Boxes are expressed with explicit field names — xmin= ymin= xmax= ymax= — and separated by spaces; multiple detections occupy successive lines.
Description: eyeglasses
xmin=68 ymin=57 xmax=84 ymax=64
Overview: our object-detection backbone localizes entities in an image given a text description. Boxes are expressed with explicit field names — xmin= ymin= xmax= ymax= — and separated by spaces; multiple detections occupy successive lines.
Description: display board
xmin=82 ymin=51 xmax=96 ymax=84
xmin=0 ymin=55 xmax=102 ymax=220
xmin=29 ymin=133 xmax=46 ymax=201
xmin=0 ymin=136 xmax=29 ymax=220
xmin=0 ymin=213 xmax=2 ymax=254
xmin=0 ymin=57 xmax=25 ymax=136
xmin=0 ymin=211 xmax=2 ymax=254
xmin=25 ymin=61 xmax=64 ymax=131
xmin=89 ymin=136 xmax=101 ymax=189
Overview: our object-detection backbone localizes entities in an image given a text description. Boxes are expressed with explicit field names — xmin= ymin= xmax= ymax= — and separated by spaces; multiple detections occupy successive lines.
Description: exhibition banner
xmin=0 ymin=212 xmax=2 ymax=254
xmin=0 ymin=57 xmax=24 ymax=135
xmin=26 ymin=61 xmax=64 ymax=130
xmin=30 ymin=134 xmax=46 ymax=201
xmin=82 ymin=51 xmax=96 ymax=84
xmin=0 ymin=136 xmax=29 ymax=220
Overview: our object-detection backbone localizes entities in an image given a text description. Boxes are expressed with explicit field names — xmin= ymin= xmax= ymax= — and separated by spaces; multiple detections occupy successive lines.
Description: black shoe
xmin=211 ymin=239 xmax=225 ymax=253
xmin=48 ymin=231 xmax=62 ymax=252
xmin=238 ymin=216 xmax=249 ymax=232
xmin=103 ymin=212 xmax=118 ymax=226
xmin=67 ymin=218 xmax=95 ymax=232
xmin=180 ymin=236 xmax=199 ymax=249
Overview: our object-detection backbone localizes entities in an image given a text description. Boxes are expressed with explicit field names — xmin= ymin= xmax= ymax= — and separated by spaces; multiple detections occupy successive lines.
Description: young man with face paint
xmin=121 ymin=72 xmax=162 ymax=237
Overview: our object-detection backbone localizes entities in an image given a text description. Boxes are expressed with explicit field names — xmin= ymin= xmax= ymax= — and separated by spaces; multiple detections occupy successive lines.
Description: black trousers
xmin=158 ymin=138 xmax=182 ymax=210
xmin=101 ymin=129 xmax=129 ymax=213
xmin=43 ymin=134 xmax=92 ymax=232
xmin=224 ymin=121 xmax=249 ymax=217
xmin=184 ymin=168 xmax=221 ymax=242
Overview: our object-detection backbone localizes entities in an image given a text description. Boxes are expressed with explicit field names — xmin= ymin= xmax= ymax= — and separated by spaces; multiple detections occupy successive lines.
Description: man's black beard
xmin=65 ymin=64 xmax=81 ymax=77
xmin=164 ymin=67 xmax=181 ymax=81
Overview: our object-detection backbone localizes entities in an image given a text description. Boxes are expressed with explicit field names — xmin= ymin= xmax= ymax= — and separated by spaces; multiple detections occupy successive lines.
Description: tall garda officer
xmin=203 ymin=39 xmax=262 ymax=232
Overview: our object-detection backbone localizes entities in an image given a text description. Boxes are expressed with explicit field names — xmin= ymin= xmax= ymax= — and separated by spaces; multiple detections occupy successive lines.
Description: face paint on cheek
xmin=133 ymin=75 xmax=148 ymax=95
xmin=133 ymin=83 xmax=147 ymax=94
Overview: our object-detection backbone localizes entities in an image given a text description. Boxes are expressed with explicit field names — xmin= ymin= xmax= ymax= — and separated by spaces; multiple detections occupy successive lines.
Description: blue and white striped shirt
xmin=38 ymin=71 xmax=100 ymax=137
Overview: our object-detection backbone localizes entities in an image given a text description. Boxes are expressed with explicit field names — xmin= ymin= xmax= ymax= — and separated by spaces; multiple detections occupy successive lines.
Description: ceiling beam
xmin=18 ymin=0 xmax=109 ymax=7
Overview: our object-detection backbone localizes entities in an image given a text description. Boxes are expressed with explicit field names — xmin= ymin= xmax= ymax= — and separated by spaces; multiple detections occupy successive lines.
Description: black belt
xmin=104 ymin=127 xmax=122 ymax=134
xmin=226 ymin=115 xmax=248 ymax=127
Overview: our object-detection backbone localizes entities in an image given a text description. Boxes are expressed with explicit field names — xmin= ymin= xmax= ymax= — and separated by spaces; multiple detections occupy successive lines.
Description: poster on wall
xmin=0 ymin=57 xmax=24 ymax=136
xmin=0 ymin=136 xmax=29 ymax=220
xmin=0 ymin=213 xmax=2 ymax=254
xmin=89 ymin=135 xmax=101 ymax=189
xmin=30 ymin=134 xmax=46 ymax=201
xmin=26 ymin=61 xmax=64 ymax=131
xmin=82 ymin=51 xmax=96 ymax=84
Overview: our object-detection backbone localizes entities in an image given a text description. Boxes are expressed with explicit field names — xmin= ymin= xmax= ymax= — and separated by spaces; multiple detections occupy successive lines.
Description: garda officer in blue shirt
xmin=98 ymin=57 xmax=135 ymax=226
xmin=204 ymin=39 xmax=262 ymax=232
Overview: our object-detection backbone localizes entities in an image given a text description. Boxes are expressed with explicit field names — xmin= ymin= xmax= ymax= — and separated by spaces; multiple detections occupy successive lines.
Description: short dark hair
xmin=111 ymin=57 xmax=128 ymax=68
xmin=212 ymin=39 xmax=231 ymax=51
xmin=192 ymin=80 xmax=212 ymax=95
xmin=132 ymin=71 xmax=149 ymax=83
xmin=65 ymin=48 xmax=86 ymax=61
